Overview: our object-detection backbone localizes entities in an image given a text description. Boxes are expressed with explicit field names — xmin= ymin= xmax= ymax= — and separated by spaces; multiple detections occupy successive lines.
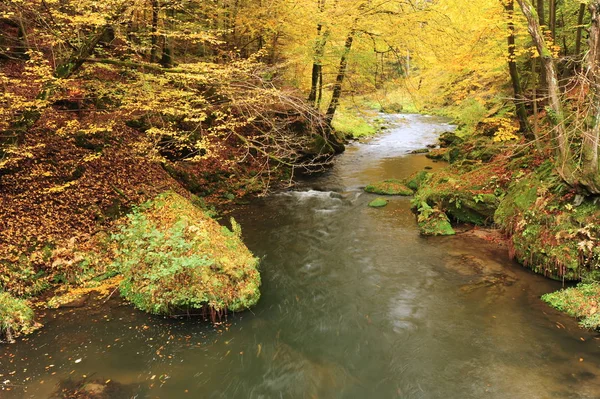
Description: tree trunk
xmin=517 ymin=0 xmax=571 ymax=178
xmin=536 ymin=0 xmax=547 ymax=87
xmin=325 ymin=31 xmax=354 ymax=123
xmin=536 ymin=0 xmax=545 ymax=26
xmin=549 ymin=0 xmax=556 ymax=38
xmin=160 ymin=7 xmax=174 ymax=68
xmin=308 ymin=23 xmax=326 ymax=106
xmin=308 ymin=0 xmax=327 ymax=106
xmin=581 ymin=1 xmax=600 ymax=193
xmin=150 ymin=0 xmax=160 ymax=63
xmin=576 ymin=3 xmax=587 ymax=58
xmin=505 ymin=0 xmax=532 ymax=138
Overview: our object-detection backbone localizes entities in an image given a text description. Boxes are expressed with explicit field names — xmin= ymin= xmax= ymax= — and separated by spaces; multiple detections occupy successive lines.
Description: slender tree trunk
xmin=517 ymin=0 xmax=571 ymax=178
xmin=308 ymin=23 xmax=324 ymax=105
xmin=308 ymin=0 xmax=327 ymax=106
xmin=532 ymin=58 xmax=541 ymax=148
xmin=506 ymin=0 xmax=532 ymax=138
xmin=160 ymin=7 xmax=174 ymax=68
xmin=576 ymin=3 xmax=587 ymax=58
xmin=150 ymin=0 xmax=160 ymax=63
xmin=549 ymin=0 xmax=556 ymax=38
xmin=581 ymin=1 xmax=600 ymax=193
xmin=536 ymin=0 xmax=547 ymax=87
xmin=325 ymin=31 xmax=354 ymax=123
xmin=317 ymin=67 xmax=324 ymax=107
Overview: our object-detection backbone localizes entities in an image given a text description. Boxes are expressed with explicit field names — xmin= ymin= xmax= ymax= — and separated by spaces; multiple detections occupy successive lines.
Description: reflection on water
xmin=2 ymin=114 xmax=600 ymax=398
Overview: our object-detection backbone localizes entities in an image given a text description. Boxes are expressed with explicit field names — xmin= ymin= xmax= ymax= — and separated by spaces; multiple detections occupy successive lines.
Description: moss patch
xmin=542 ymin=283 xmax=600 ymax=330
xmin=0 ymin=292 xmax=35 ymax=343
xmin=365 ymin=179 xmax=414 ymax=196
xmin=495 ymin=173 xmax=600 ymax=281
xmin=112 ymin=191 xmax=261 ymax=317
xmin=368 ymin=198 xmax=389 ymax=208
xmin=415 ymin=202 xmax=455 ymax=236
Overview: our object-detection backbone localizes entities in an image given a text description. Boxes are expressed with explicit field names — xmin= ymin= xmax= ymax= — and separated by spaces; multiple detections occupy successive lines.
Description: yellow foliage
xmin=484 ymin=117 xmax=520 ymax=142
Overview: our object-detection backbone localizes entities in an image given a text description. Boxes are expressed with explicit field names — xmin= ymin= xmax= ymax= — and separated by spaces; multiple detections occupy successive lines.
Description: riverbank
xmin=408 ymin=123 xmax=600 ymax=329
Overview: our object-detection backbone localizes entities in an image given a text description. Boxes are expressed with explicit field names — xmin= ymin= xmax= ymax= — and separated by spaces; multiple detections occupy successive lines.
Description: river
xmin=2 ymin=114 xmax=600 ymax=398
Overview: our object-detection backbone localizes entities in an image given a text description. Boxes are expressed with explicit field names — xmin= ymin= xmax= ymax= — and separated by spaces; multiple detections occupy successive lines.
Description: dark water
xmin=2 ymin=114 xmax=600 ymax=398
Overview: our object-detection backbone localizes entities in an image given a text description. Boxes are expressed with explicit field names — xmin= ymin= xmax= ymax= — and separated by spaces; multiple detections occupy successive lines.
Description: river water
xmin=2 ymin=114 xmax=600 ymax=398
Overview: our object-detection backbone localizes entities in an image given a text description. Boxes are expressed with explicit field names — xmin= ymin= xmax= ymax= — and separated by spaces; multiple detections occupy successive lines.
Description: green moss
xmin=112 ymin=191 xmax=261 ymax=316
xmin=542 ymin=283 xmax=600 ymax=330
xmin=368 ymin=198 xmax=389 ymax=208
xmin=405 ymin=171 xmax=431 ymax=191
xmin=365 ymin=179 xmax=414 ymax=196
xmin=332 ymin=110 xmax=377 ymax=138
xmin=416 ymin=202 xmax=455 ymax=236
xmin=494 ymin=170 xmax=600 ymax=281
xmin=426 ymin=148 xmax=448 ymax=160
xmin=0 ymin=292 xmax=35 ymax=342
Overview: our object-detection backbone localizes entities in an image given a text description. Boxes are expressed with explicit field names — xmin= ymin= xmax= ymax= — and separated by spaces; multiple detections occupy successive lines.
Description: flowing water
xmin=2 ymin=114 xmax=600 ymax=398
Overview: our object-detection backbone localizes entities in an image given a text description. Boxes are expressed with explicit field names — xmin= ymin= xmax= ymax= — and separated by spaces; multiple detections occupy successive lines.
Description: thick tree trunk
xmin=536 ymin=0 xmax=545 ymax=26
xmin=505 ymin=0 xmax=532 ymax=139
xmin=325 ymin=31 xmax=354 ymax=123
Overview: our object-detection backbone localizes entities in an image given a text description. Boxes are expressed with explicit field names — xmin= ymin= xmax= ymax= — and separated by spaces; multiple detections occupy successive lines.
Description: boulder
xmin=112 ymin=192 xmax=261 ymax=317
xmin=364 ymin=179 xmax=414 ymax=196
xmin=368 ymin=198 xmax=389 ymax=208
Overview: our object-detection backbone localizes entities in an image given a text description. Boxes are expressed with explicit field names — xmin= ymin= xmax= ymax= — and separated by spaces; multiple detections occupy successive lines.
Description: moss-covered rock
xmin=414 ymin=177 xmax=499 ymax=226
xmin=405 ymin=170 xmax=432 ymax=191
xmin=112 ymin=191 xmax=261 ymax=316
xmin=494 ymin=173 xmax=599 ymax=281
xmin=364 ymin=179 xmax=414 ymax=196
xmin=426 ymin=148 xmax=448 ymax=160
xmin=410 ymin=148 xmax=430 ymax=154
xmin=0 ymin=292 xmax=35 ymax=343
xmin=415 ymin=202 xmax=455 ymax=236
xmin=368 ymin=198 xmax=389 ymax=208
xmin=438 ymin=131 xmax=463 ymax=147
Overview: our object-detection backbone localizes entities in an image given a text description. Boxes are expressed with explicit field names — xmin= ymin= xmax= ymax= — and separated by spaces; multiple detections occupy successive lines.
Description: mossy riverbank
xmin=409 ymin=129 xmax=600 ymax=329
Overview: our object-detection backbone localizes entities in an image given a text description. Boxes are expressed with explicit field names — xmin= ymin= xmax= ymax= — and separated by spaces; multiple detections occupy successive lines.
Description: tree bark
xmin=536 ymin=0 xmax=547 ymax=87
xmin=549 ymin=0 xmax=556 ymax=38
xmin=517 ymin=0 xmax=571 ymax=178
xmin=581 ymin=1 xmax=600 ymax=193
xmin=160 ymin=7 xmax=174 ymax=68
xmin=505 ymin=0 xmax=532 ymax=138
xmin=576 ymin=3 xmax=587 ymax=58
xmin=150 ymin=0 xmax=160 ymax=63
xmin=308 ymin=0 xmax=327 ymax=106
xmin=325 ymin=31 xmax=354 ymax=123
